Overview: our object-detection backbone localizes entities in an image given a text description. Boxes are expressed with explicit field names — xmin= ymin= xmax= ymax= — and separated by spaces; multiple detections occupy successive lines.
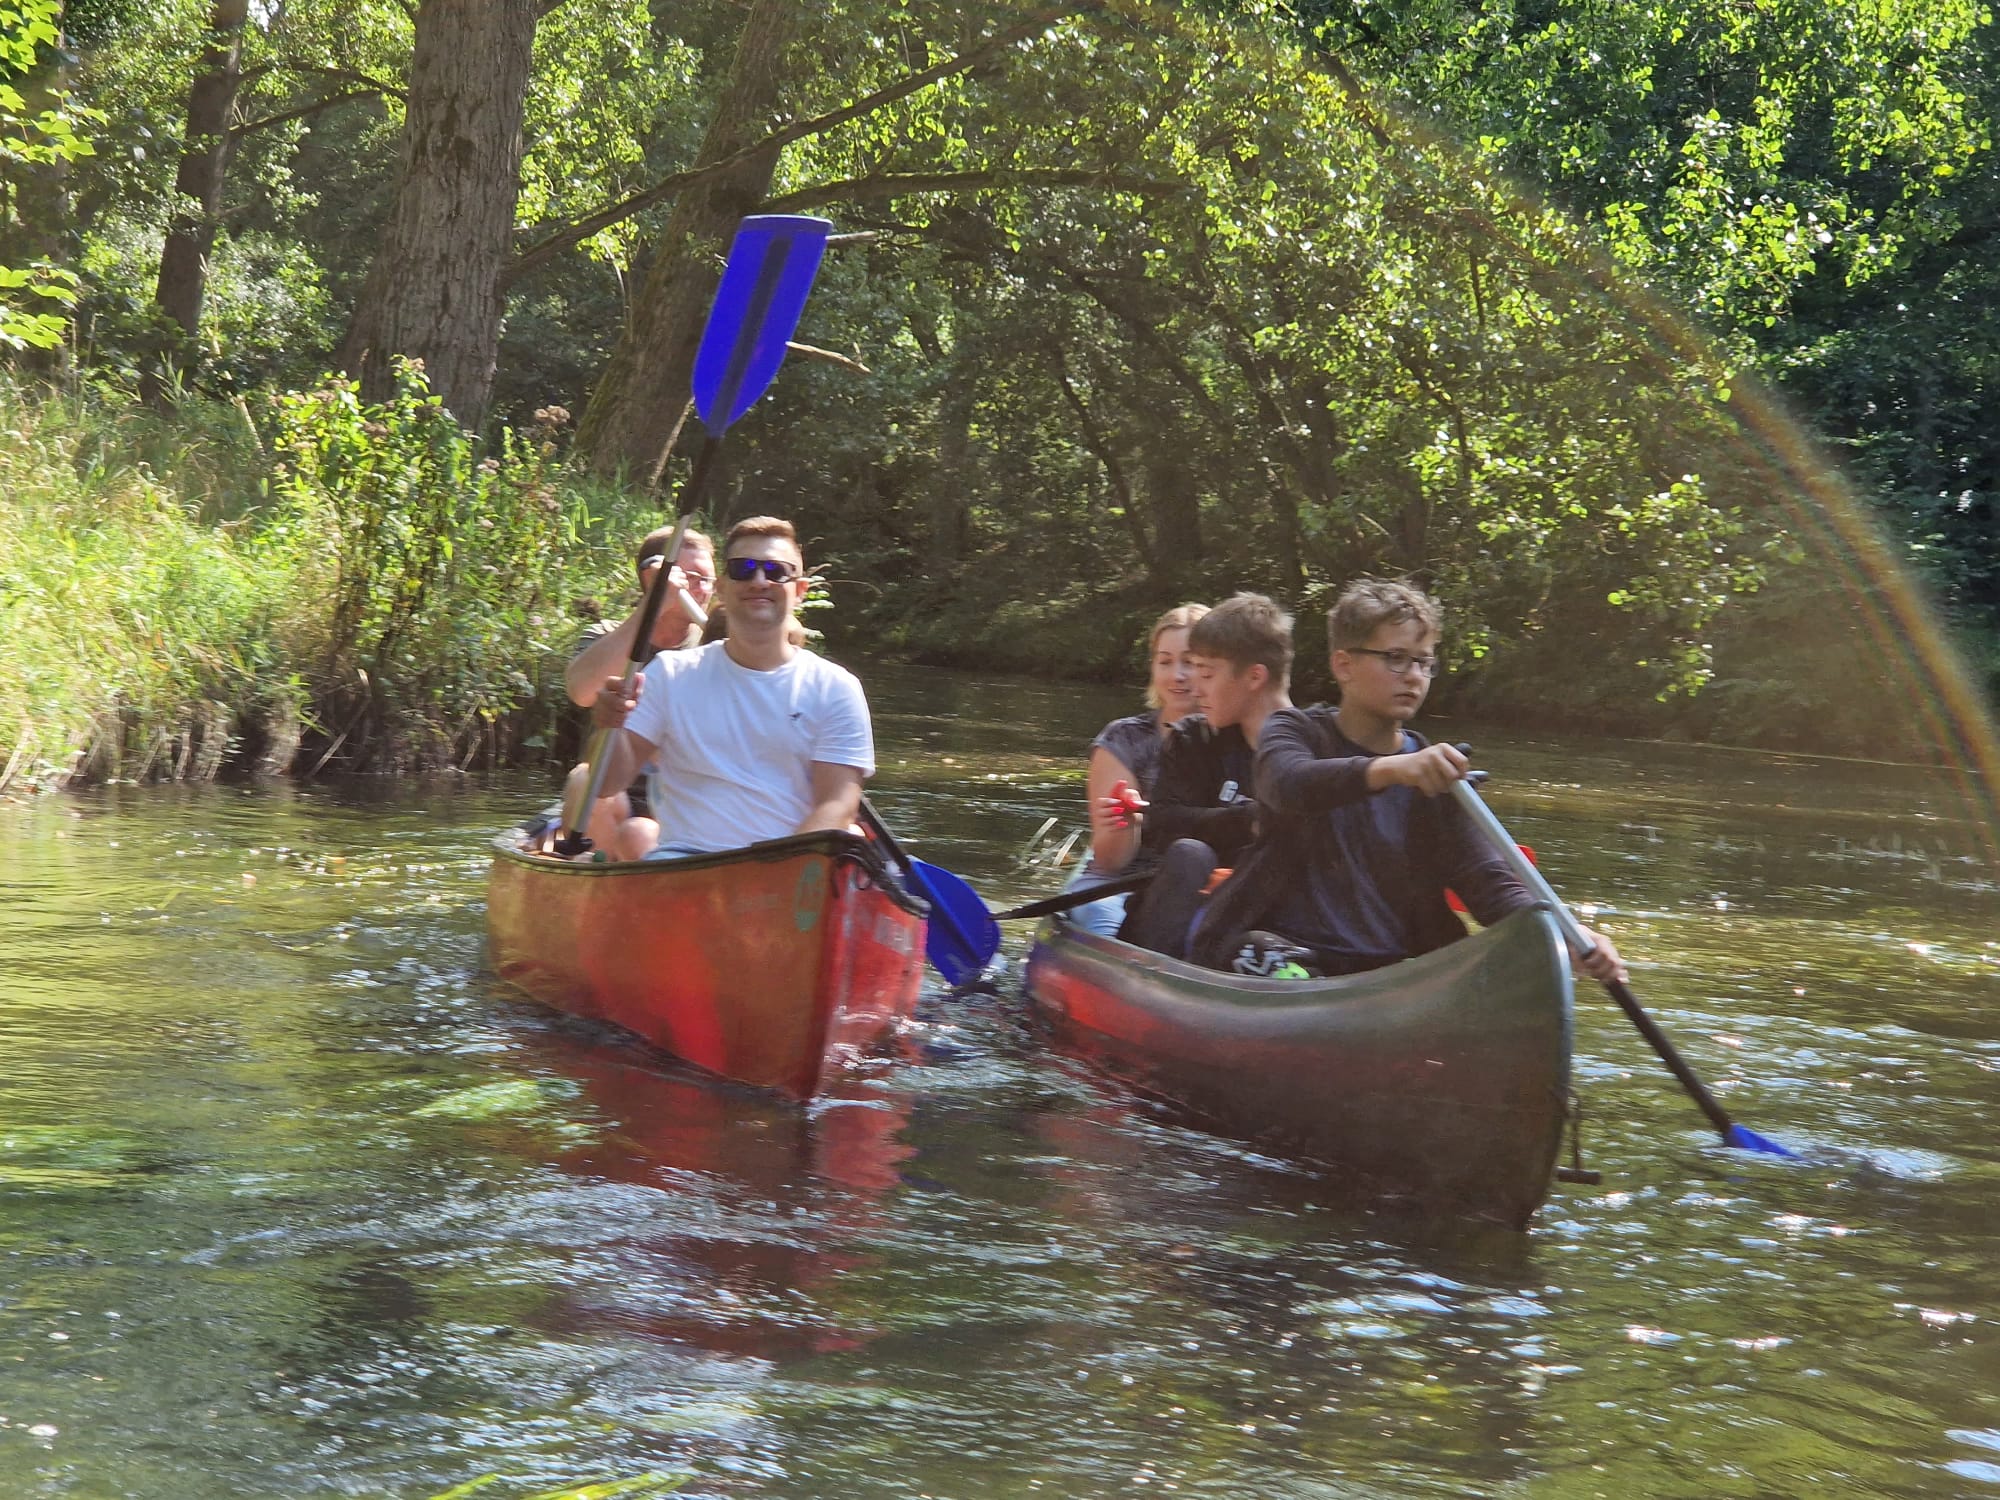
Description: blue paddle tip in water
xmin=1727 ymin=1122 xmax=1800 ymax=1159
xmin=908 ymin=857 xmax=1000 ymax=987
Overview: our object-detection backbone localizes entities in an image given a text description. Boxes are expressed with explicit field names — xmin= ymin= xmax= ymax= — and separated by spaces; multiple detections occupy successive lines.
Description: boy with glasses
xmin=1188 ymin=578 xmax=1624 ymax=982
xmin=585 ymin=516 xmax=873 ymax=857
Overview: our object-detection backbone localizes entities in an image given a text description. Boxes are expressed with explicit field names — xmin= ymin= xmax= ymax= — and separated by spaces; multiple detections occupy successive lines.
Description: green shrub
xmin=0 ymin=366 xmax=666 ymax=788
xmin=261 ymin=360 xmax=596 ymax=772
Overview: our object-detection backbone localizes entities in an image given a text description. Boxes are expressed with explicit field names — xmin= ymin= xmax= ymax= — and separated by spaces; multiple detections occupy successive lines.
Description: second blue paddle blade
xmin=1726 ymin=1123 xmax=1799 ymax=1158
xmin=910 ymin=857 xmax=1000 ymax=986
xmin=691 ymin=214 xmax=834 ymax=434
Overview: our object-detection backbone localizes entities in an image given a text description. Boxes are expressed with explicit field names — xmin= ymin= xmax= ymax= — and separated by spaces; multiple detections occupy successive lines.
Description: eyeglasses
xmin=639 ymin=557 xmax=715 ymax=588
xmin=1350 ymin=647 xmax=1440 ymax=677
xmin=723 ymin=557 xmax=801 ymax=583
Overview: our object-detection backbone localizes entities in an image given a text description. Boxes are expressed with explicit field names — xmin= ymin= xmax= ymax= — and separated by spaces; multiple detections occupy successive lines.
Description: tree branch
xmin=764 ymin=168 xmax=1186 ymax=212
xmin=280 ymin=62 xmax=406 ymax=101
xmin=500 ymin=3 xmax=1084 ymax=287
xmin=232 ymin=89 xmax=379 ymax=138
xmin=786 ymin=339 xmax=870 ymax=374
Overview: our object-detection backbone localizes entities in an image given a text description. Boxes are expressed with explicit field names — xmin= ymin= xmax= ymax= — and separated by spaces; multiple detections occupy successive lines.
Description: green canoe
xmin=1022 ymin=905 xmax=1574 ymax=1228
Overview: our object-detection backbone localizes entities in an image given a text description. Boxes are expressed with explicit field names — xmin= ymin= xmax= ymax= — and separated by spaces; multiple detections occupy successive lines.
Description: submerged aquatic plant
xmin=423 ymin=1473 xmax=688 ymax=1499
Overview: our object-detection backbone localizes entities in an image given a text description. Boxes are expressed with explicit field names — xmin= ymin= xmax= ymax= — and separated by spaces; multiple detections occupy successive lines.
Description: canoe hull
xmin=1023 ymin=906 xmax=1573 ymax=1227
xmin=486 ymin=827 xmax=927 ymax=1099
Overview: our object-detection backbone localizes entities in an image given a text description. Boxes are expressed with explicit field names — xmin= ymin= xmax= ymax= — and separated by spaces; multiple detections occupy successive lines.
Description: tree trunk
xmin=576 ymin=0 xmax=798 ymax=481
xmin=930 ymin=335 xmax=980 ymax=570
xmin=338 ymin=0 xmax=540 ymax=425
xmin=1141 ymin=446 xmax=1202 ymax=590
xmin=1055 ymin=347 xmax=1158 ymax=577
xmin=141 ymin=0 xmax=250 ymax=409
xmin=4 ymin=4 xmax=79 ymax=377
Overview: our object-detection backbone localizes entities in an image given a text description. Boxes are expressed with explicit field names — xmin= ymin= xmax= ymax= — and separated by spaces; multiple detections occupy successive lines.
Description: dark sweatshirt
xmin=1141 ymin=715 xmax=1257 ymax=864
xmin=1188 ymin=706 xmax=1530 ymax=974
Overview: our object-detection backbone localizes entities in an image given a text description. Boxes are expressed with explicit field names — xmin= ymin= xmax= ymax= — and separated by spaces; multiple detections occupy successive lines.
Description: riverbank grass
xmin=0 ymin=369 xmax=655 ymax=789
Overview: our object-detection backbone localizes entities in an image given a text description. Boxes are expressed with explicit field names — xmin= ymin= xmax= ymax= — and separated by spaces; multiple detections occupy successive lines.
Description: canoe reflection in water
xmin=535 ymin=1029 xmax=915 ymax=1360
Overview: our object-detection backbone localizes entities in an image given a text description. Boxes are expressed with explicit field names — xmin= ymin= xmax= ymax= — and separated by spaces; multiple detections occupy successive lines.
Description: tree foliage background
xmin=2 ymin=0 xmax=1993 ymax=780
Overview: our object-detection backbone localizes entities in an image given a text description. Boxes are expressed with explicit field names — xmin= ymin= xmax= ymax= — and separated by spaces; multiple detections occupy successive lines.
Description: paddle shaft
xmin=1448 ymin=779 xmax=1756 ymax=1148
xmin=995 ymin=869 xmax=1155 ymax=922
xmin=556 ymin=440 xmax=720 ymax=853
xmin=856 ymin=796 xmax=916 ymax=878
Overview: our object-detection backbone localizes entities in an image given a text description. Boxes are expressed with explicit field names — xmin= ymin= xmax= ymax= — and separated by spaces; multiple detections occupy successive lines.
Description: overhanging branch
xmin=764 ymin=168 xmax=1185 ymax=213
xmin=232 ymin=89 xmax=379 ymax=137
xmin=500 ymin=3 xmax=1083 ymax=287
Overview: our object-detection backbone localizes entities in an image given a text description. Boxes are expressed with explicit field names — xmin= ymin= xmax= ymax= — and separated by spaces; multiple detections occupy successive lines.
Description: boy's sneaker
xmin=1230 ymin=931 xmax=1318 ymax=979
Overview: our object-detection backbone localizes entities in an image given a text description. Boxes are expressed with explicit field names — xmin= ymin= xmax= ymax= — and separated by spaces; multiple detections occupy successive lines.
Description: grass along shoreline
xmin=0 ymin=367 xmax=659 ymax=792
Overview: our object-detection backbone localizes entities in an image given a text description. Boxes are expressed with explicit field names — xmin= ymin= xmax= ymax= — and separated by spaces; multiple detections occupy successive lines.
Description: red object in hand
xmin=1447 ymin=844 xmax=1536 ymax=913
xmin=1102 ymin=779 xmax=1148 ymax=828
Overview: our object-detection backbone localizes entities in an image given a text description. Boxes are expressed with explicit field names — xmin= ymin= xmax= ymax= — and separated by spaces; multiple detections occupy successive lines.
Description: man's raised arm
xmin=563 ymin=561 xmax=697 ymax=706
xmin=578 ymin=669 xmax=655 ymax=794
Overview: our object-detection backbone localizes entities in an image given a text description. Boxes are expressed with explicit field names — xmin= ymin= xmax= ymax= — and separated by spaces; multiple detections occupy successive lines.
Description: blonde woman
xmin=1063 ymin=603 xmax=1209 ymax=935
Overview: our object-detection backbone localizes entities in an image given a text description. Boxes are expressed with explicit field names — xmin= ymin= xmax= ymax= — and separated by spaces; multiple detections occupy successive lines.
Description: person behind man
xmin=1119 ymin=593 xmax=1293 ymax=956
xmin=587 ymin=516 xmax=872 ymax=856
xmin=1062 ymin=603 xmax=1209 ymax=936
xmin=1187 ymin=578 xmax=1625 ymax=983
xmin=560 ymin=526 xmax=717 ymax=860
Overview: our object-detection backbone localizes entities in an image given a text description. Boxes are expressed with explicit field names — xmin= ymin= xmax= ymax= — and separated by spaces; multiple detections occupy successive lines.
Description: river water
xmin=0 ymin=662 xmax=1996 ymax=1499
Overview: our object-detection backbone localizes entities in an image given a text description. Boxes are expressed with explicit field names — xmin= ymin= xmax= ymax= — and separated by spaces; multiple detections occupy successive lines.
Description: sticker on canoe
xmin=872 ymin=913 xmax=916 ymax=956
xmin=793 ymin=861 xmax=826 ymax=931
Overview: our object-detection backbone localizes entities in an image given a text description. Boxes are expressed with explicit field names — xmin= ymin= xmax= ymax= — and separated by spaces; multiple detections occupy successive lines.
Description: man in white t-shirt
xmin=586 ymin=516 xmax=873 ymax=857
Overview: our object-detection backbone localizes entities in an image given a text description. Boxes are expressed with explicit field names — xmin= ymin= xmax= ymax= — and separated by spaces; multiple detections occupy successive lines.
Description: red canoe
xmin=486 ymin=818 xmax=928 ymax=1099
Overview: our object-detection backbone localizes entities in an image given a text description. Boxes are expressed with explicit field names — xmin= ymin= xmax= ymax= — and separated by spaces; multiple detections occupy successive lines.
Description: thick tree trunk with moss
xmin=141 ymin=0 xmax=249 ymax=409
xmin=339 ymin=0 xmax=540 ymax=425
xmin=576 ymin=0 xmax=798 ymax=482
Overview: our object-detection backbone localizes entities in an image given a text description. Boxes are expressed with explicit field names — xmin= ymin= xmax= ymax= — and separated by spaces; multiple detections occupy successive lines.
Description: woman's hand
xmin=1094 ymin=779 xmax=1148 ymax=830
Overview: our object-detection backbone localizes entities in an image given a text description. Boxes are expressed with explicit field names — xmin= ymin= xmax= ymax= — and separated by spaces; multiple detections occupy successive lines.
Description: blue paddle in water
xmin=556 ymin=215 xmax=834 ymax=856
xmin=1450 ymin=778 xmax=1797 ymax=1158
xmin=856 ymin=798 xmax=1000 ymax=986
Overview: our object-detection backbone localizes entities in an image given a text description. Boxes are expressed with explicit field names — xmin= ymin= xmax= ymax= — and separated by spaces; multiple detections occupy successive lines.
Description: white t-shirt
xmin=623 ymin=641 xmax=875 ymax=853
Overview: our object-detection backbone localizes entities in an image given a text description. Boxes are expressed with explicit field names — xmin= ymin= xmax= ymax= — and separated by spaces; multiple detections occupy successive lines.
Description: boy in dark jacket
xmin=1189 ymin=579 xmax=1625 ymax=983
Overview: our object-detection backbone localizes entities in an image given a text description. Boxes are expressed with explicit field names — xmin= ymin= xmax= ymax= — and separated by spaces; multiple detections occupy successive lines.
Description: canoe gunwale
xmin=490 ymin=818 xmax=929 ymax=920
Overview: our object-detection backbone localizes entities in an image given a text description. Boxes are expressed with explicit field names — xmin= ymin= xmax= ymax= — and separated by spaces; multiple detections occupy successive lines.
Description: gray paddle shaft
xmin=1450 ymin=780 xmax=1598 ymax=958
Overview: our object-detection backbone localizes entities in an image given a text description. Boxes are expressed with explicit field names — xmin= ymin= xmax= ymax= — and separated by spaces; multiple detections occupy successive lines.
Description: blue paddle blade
xmin=691 ymin=214 xmax=834 ymax=434
xmin=909 ymin=857 xmax=1000 ymax=986
xmin=1726 ymin=1123 xmax=1799 ymax=1158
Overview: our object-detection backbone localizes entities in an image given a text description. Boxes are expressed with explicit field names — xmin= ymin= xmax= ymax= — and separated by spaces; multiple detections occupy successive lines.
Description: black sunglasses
xmin=723 ymin=557 xmax=801 ymax=583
